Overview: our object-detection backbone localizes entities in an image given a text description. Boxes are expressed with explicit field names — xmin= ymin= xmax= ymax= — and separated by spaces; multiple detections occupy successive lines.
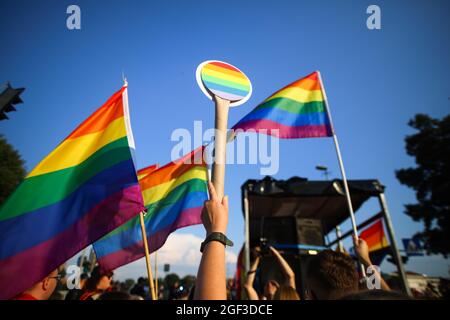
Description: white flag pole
xmin=317 ymin=71 xmax=366 ymax=278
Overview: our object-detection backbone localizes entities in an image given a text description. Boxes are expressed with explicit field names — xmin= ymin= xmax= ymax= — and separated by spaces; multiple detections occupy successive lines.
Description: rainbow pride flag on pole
xmin=93 ymin=147 xmax=208 ymax=272
xmin=357 ymin=218 xmax=390 ymax=265
xmin=232 ymin=71 xmax=333 ymax=139
xmin=0 ymin=85 xmax=144 ymax=299
xmin=360 ymin=219 xmax=389 ymax=252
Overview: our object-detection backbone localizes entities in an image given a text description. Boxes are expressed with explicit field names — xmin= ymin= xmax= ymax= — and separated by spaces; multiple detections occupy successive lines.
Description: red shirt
xmin=12 ymin=293 xmax=38 ymax=300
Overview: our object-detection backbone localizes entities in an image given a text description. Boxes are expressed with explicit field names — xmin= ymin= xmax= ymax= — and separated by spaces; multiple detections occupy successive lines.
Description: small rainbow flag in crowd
xmin=232 ymin=71 xmax=333 ymax=139
xmin=93 ymin=147 xmax=208 ymax=272
xmin=360 ymin=219 xmax=389 ymax=252
xmin=0 ymin=86 xmax=144 ymax=299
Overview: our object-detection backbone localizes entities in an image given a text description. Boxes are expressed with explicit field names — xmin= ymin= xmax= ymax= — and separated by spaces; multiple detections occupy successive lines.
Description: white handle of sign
xmin=211 ymin=95 xmax=230 ymax=200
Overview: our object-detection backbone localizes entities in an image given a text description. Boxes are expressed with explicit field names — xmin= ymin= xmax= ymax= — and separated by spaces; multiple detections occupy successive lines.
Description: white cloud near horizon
xmin=113 ymin=233 xmax=238 ymax=281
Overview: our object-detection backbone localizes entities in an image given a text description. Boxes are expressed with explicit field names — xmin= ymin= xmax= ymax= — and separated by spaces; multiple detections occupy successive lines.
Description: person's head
xmin=306 ymin=250 xmax=359 ymax=300
xmin=137 ymin=277 xmax=145 ymax=286
xmin=23 ymin=269 xmax=59 ymax=300
xmin=263 ymin=280 xmax=280 ymax=299
xmin=85 ymin=266 xmax=114 ymax=292
xmin=273 ymin=285 xmax=300 ymax=300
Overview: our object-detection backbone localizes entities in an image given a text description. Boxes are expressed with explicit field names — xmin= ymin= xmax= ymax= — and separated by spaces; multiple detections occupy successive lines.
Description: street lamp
xmin=0 ymin=82 xmax=25 ymax=120
xmin=315 ymin=165 xmax=330 ymax=180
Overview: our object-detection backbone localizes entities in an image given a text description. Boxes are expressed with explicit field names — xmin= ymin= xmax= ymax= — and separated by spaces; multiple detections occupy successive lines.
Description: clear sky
xmin=1 ymin=0 xmax=449 ymax=280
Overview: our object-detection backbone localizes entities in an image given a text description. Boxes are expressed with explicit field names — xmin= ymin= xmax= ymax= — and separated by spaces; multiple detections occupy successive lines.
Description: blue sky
xmin=1 ymin=0 xmax=449 ymax=279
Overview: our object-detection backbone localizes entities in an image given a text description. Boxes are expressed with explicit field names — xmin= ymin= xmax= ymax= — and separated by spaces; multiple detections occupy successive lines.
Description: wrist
xmin=200 ymin=232 xmax=233 ymax=253
xmin=207 ymin=226 xmax=227 ymax=236
xmin=360 ymin=257 xmax=372 ymax=266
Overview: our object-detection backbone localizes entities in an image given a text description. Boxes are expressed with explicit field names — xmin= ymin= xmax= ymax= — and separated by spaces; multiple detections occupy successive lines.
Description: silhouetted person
xmin=79 ymin=266 xmax=113 ymax=300
xmin=168 ymin=281 xmax=180 ymax=300
xmin=244 ymin=246 xmax=296 ymax=300
xmin=130 ymin=277 xmax=147 ymax=299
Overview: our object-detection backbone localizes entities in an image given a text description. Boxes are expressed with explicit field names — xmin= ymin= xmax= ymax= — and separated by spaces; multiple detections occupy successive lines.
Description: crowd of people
xmin=12 ymin=182 xmax=411 ymax=300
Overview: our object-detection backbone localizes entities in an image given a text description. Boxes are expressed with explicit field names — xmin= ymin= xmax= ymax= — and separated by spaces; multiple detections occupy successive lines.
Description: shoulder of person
xmin=79 ymin=291 xmax=96 ymax=300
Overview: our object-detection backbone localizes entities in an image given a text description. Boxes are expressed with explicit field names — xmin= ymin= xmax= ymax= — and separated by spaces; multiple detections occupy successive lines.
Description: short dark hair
xmin=341 ymin=289 xmax=411 ymax=300
xmin=84 ymin=266 xmax=113 ymax=292
xmin=306 ymin=250 xmax=359 ymax=299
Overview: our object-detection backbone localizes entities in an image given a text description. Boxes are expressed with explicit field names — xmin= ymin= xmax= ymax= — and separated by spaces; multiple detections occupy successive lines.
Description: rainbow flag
xmin=232 ymin=71 xmax=333 ymax=139
xmin=360 ymin=219 xmax=389 ymax=252
xmin=93 ymin=147 xmax=208 ymax=272
xmin=137 ymin=164 xmax=159 ymax=180
xmin=0 ymin=86 xmax=144 ymax=299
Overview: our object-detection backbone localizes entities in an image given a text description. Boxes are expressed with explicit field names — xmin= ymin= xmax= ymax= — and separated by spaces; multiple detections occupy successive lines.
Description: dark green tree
xmin=396 ymin=114 xmax=450 ymax=256
xmin=0 ymin=134 xmax=26 ymax=206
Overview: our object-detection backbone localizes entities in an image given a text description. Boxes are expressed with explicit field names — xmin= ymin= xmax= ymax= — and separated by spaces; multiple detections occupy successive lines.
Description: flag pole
xmin=317 ymin=71 xmax=366 ymax=278
xmin=139 ymin=211 xmax=157 ymax=300
xmin=78 ymin=248 xmax=86 ymax=268
xmin=154 ymin=251 xmax=158 ymax=300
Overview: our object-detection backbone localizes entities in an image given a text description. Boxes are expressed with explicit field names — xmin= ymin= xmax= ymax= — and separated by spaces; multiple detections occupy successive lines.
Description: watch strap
xmin=200 ymin=232 xmax=234 ymax=252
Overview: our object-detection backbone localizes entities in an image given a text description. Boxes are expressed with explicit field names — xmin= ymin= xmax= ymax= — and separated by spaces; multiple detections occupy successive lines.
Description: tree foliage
xmin=0 ymin=135 xmax=26 ymax=206
xmin=396 ymin=114 xmax=450 ymax=256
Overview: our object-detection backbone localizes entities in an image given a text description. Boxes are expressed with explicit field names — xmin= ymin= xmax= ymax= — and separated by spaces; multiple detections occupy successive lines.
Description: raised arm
xmin=353 ymin=235 xmax=391 ymax=291
xmin=194 ymin=182 xmax=229 ymax=300
xmin=243 ymin=253 xmax=261 ymax=300
xmin=269 ymin=246 xmax=296 ymax=289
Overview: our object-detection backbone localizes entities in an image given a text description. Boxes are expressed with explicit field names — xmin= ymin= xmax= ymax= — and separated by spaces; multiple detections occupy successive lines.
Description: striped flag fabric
xmin=199 ymin=61 xmax=252 ymax=102
xmin=232 ymin=71 xmax=333 ymax=139
xmin=0 ymin=85 xmax=145 ymax=299
xmin=93 ymin=147 xmax=208 ymax=272
xmin=137 ymin=164 xmax=159 ymax=180
xmin=359 ymin=219 xmax=389 ymax=252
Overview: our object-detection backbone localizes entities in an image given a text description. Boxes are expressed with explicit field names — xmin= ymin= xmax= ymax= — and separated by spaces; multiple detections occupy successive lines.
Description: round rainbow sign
xmin=196 ymin=60 xmax=252 ymax=107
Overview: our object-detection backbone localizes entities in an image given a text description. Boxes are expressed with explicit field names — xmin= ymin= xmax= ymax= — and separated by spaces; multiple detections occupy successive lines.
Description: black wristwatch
xmin=200 ymin=232 xmax=234 ymax=253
